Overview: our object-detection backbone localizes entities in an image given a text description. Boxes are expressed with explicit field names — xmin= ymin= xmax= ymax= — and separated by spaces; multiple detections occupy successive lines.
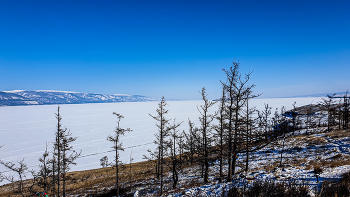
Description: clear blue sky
xmin=1 ymin=0 xmax=349 ymax=100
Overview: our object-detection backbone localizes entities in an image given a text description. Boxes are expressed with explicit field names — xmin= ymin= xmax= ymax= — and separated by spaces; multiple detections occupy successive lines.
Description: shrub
xmin=319 ymin=172 xmax=350 ymax=197
xmin=227 ymin=179 xmax=310 ymax=197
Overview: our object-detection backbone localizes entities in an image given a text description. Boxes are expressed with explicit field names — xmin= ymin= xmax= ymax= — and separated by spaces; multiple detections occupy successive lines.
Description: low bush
xmin=319 ymin=171 xmax=350 ymax=197
xmin=227 ymin=179 xmax=310 ymax=197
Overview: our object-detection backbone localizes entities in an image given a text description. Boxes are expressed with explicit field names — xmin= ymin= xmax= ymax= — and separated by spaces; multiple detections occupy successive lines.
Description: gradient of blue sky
xmin=0 ymin=0 xmax=349 ymax=100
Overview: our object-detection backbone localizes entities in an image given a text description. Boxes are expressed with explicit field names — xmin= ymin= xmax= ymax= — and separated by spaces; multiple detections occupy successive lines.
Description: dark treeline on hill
xmin=1 ymin=61 xmax=350 ymax=196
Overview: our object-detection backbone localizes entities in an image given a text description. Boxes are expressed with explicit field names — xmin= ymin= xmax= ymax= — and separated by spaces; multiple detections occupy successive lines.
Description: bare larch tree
xmin=213 ymin=87 xmax=227 ymax=182
xmin=221 ymin=61 xmax=255 ymax=181
xmin=149 ymin=97 xmax=172 ymax=195
xmin=166 ymin=119 xmax=182 ymax=189
xmin=107 ymin=112 xmax=132 ymax=197
xmin=196 ymin=87 xmax=216 ymax=183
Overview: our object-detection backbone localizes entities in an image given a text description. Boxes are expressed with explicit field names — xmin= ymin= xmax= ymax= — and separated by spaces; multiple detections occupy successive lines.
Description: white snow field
xmin=0 ymin=97 xmax=324 ymax=185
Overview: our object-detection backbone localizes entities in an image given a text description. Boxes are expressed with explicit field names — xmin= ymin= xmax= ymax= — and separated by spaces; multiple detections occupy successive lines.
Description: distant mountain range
xmin=285 ymin=91 xmax=349 ymax=98
xmin=0 ymin=90 xmax=158 ymax=106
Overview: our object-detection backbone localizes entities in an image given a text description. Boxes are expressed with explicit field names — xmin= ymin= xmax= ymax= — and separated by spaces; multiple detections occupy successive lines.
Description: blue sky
xmin=0 ymin=0 xmax=349 ymax=100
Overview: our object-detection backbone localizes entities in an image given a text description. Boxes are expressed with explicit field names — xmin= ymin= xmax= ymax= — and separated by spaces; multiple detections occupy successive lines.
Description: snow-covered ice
xmin=0 ymin=97 xmax=325 ymax=186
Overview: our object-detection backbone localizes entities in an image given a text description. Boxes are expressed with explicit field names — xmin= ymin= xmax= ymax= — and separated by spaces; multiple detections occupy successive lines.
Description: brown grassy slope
xmin=0 ymin=159 xmax=159 ymax=196
xmin=0 ymin=151 xmax=202 ymax=196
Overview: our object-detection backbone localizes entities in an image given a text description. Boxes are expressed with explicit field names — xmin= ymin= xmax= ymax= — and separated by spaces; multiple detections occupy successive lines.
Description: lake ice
xmin=0 ymin=97 xmax=325 ymax=185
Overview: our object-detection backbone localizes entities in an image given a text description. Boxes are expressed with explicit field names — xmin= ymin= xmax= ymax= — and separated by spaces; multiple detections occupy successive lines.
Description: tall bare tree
xmin=107 ymin=112 xmax=132 ymax=197
xmin=221 ymin=61 xmax=255 ymax=180
xmin=53 ymin=106 xmax=64 ymax=197
xmin=149 ymin=97 xmax=172 ymax=195
xmin=196 ymin=87 xmax=216 ymax=183
xmin=213 ymin=86 xmax=227 ymax=182
xmin=242 ymin=89 xmax=258 ymax=173
xmin=52 ymin=106 xmax=81 ymax=197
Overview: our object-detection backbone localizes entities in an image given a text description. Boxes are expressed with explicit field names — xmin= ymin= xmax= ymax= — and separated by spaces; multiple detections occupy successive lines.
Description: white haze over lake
xmin=0 ymin=97 xmax=325 ymax=185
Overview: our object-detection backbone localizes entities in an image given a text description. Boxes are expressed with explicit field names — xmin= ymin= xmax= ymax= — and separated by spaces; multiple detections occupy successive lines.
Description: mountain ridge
xmin=0 ymin=90 xmax=158 ymax=106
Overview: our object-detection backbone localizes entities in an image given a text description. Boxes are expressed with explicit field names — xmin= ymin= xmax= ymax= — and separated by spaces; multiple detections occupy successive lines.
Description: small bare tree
xmin=61 ymin=129 xmax=81 ymax=197
xmin=129 ymin=150 xmax=134 ymax=182
xmin=100 ymin=156 xmax=109 ymax=168
xmin=0 ymin=158 xmax=28 ymax=196
xmin=276 ymin=106 xmax=288 ymax=167
xmin=183 ymin=119 xmax=198 ymax=165
xmin=36 ymin=143 xmax=52 ymax=193
xmin=107 ymin=112 xmax=132 ymax=197
xmin=337 ymin=91 xmax=350 ymax=130
xmin=143 ymin=148 xmax=160 ymax=176
xmin=261 ymin=103 xmax=272 ymax=140
xmin=319 ymin=94 xmax=336 ymax=131
xmin=166 ymin=120 xmax=182 ymax=189
xmin=0 ymin=145 xmax=3 ymax=183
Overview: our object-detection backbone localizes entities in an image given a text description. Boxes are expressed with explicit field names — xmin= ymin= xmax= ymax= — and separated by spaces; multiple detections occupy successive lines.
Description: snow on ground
xmin=144 ymin=127 xmax=350 ymax=197
xmin=0 ymin=97 xmax=325 ymax=186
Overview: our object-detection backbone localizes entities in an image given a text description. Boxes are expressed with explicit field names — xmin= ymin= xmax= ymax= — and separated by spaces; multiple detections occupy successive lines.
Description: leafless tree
xmin=213 ymin=87 xmax=227 ymax=182
xmin=100 ymin=156 xmax=109 ymax=168
xmin=221 ymin=61 xmax=255 ymax=180
xmin=183 ymin=119 xmax=197 ymax=165
xmin=341 ymin=91 xmax=349 ymax=130
xmin=61 ymin=129 xmax=81 ymax=197
xmin=305 ymin=103 xmax=317 ymax=134
xmin=53 ymin=106 xmax=63 ymax=197
xmin=0 ymin=145 xmax=3 ymax=183
xmin=261 ymin=103 xmax=272 ymax=140
xmin=143 ymin=148 xmax=160 ymax=176
xmin=0 ymin=158 xmax=28 ymax=196
xmin=148 ymin=97 xmax=173 ymax=195
xmin=129 ymin=150 xmax=134 ymax=182
xmin=195 ymin=87 xmax=216 ymax=183
xmin=36 ymin=142 xmax=52 ymax=193
xmin=166 ymin=119 xmax=182 ymax=188
xmin=52 ymin=106 xmax=81 ymax=197
xmin=107 ymin=112 xmax=132 ymax=197
xmin=276 ymin=106 xmax=288 ymax=167
xmin=242 ymin=89 xmax=259 ymax=173
xmin=319 ymin=94 xmax=336 ymax=131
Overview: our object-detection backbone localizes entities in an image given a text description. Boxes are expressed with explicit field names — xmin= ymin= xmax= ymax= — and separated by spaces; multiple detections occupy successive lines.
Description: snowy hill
xmin=0 ymin=90 xmax=158 ymax=106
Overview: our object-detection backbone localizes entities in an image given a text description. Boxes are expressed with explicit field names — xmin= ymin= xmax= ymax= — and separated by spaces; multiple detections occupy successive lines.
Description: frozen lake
xmin=0 ymin=97 xmax=324 ymax=185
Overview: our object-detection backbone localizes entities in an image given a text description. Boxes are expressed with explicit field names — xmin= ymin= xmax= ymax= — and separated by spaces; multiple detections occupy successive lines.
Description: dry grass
xmin=290 ymin=156 xmax=307 ymax=167
xmin=307 ymin=154 xmax=350 ymax=168
xmin=0 ymin=159 xmax=158 ymax=197
xmin=0 ymin=152 xmax=204 ymax=197
xmin=306 ymin=136 xmax=328 ymax=146
xmin=325 ymin=129 xmax=350 ymax=139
